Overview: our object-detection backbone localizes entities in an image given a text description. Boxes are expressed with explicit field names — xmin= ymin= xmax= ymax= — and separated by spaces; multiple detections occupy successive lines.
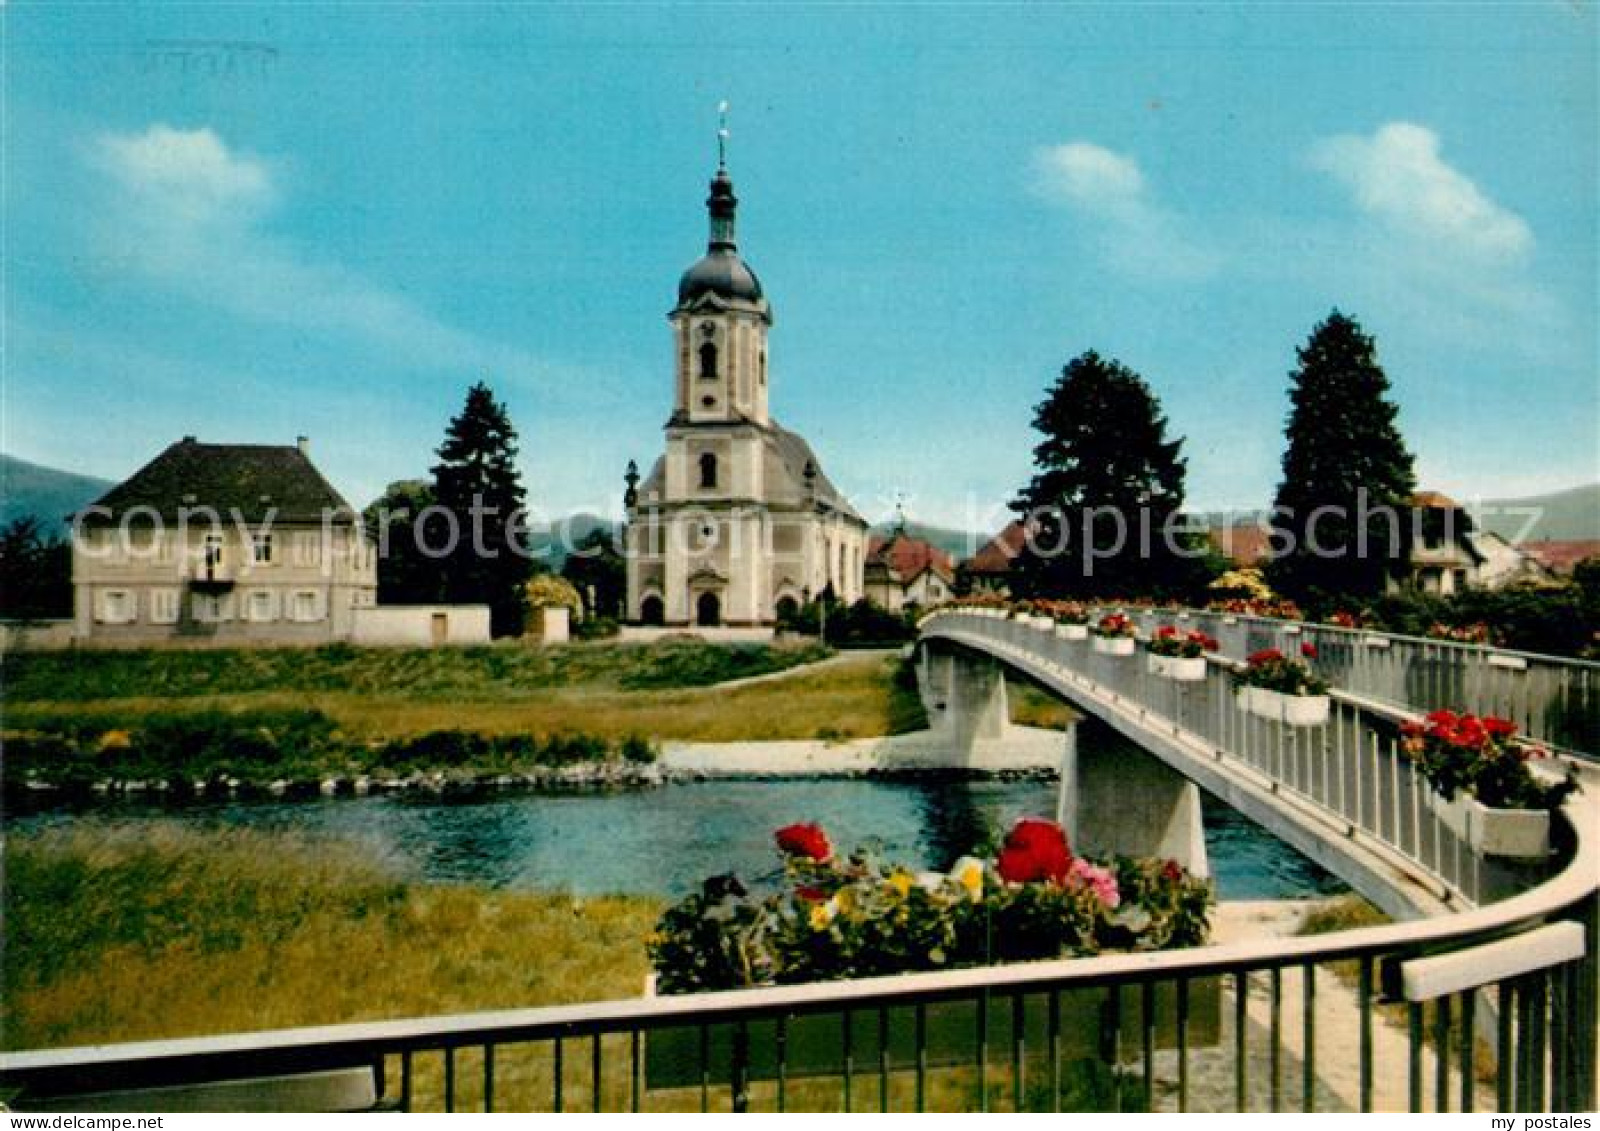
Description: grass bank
xmin=5 ymin=647 xmax=934 ymax=747
xmin=3 ymin=824 xmax=661 ymax=1051
xmin=4 ymin=638 xmax=832 ymax=702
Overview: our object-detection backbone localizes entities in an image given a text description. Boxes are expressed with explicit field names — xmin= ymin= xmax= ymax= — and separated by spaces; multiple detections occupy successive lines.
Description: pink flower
xmin=1067 ymin=857 xmax=1120 ymax=909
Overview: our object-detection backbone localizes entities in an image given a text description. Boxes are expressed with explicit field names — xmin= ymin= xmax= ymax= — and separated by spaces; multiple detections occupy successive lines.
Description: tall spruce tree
xmin=1011 ymin=351 xmax=1202 ymax=599
xmin=1268 ymin=311 xmax=1415 ymax=603
xmin=431 ymin=382 xmax=531 ymax=636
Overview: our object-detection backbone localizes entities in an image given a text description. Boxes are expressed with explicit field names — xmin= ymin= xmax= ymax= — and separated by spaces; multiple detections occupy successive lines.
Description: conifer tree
xmin=431 ymin=382 xmax=531 ymax=636
xmin=1011 ymin=351 xmax=1202 ymax=598
xmin=1268 ymin=311 xmax=1415 ymax=602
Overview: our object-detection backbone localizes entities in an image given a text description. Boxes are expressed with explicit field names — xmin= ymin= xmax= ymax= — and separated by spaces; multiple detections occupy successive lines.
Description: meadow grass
xmin=3 ymin=638 xmax=832 ymax=703
xmin=6 ymin=653 xmax=922 ymax=745
xmin=3 ymin=823 xmax=661 ymax=1051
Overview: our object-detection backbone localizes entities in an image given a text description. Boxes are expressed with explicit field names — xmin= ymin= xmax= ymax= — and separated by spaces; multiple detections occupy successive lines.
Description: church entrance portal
xmin=640 ymin=595 xmax=664 ymax=626
xmin=696 ymin=591 xmax=721 ymax=627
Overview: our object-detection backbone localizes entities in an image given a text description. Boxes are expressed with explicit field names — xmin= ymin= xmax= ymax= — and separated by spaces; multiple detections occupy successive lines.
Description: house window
xmin=698 ymin=342 xmax=718 ymax=381
xmin=246 ymin=590 xmax=276 ymax=622
xmin=149 ymin=588 xmax=180 ymax=625
xmin=251 ymin=533 xmax=274 ymax=565
xmin=99 ymin=589 xmax=134 ymax=624
xmin=699 ymin=452 xmax=718 ymax=489
xmin=292 ymin=532 xmax=321 ymax=567
xmin=292 ymin=590 xmax=321 ymax=622
xmin=203 ymin=534 xmax=224 ymax=575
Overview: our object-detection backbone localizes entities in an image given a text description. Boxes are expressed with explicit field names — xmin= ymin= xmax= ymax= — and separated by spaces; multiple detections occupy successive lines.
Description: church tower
xmin=624 ymin=126 xmax=867 ymax=632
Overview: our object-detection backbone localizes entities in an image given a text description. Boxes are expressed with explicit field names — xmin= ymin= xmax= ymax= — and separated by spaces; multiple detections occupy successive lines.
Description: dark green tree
xmin=1268 ymin=311 xmax=1416 ymax=603
xmin=431 ymin=382 xmax=531 ymax=636
xmin=560 ymin=527 xmax=626 ymax=620
xmin=364 ymin=479 xmax=444 ymax=605
xmin=0 ymin=516 xmax=72 ymax=620
xmin=1010 ymin=351 xmax=1205 ymax=598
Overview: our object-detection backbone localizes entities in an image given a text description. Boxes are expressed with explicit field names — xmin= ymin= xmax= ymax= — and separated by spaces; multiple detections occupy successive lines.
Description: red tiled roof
xmin=1411 ymin=491 xmax=1460 ymax=509
xmin=1520 ymin=540 xmax=1600 ymax=575
xmin=964 ymin=521 xmax=1027 ymax=574
xmin=1207 ymin=524 xmax=1274 ymax=567
xmin=867 ymin=533 xmax=954 ymax=582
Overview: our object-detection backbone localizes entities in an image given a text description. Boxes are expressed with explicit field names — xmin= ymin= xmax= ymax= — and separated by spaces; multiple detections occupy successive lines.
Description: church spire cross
xmin=716 ymin=100 xmax=730 ymax=170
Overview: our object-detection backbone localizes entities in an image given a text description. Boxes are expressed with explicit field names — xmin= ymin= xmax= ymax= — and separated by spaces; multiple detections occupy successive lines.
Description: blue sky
xmin=6 ymin=3 xmax=1595 ymax=535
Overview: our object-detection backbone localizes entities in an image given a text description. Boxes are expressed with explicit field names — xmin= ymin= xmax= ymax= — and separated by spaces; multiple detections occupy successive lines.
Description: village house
xmin=862 ymin=525 xmax=955 ymax=612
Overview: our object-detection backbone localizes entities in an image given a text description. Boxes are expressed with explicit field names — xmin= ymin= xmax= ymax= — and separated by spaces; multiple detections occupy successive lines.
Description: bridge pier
xmin=921 ymin=646 xmax=1011 ymax=757
xmin=1057 ymin=719 xmax=1210 ymax=877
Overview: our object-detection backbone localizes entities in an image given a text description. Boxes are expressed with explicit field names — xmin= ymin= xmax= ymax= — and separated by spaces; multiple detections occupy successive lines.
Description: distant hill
xmin=869 ymin=520 xmax=992 ymax=561
xmin=1473 ymin=484 xmax=1600 ymax=543
xmin=1196 ymin=486 xmax=1598 ymax=544
xmin=0 ymin=454 xmax=112 ymax=534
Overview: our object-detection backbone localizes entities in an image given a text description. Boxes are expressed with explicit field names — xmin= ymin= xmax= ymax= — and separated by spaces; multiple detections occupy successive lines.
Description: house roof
xmin=1521 ymin=539 xmax=1600 ymax=575
xmin=1411 ymin=490 xmax=1461 ymax=510
xmin=866 ymin=532 xmax=954 ymax=583
xmin=964 ymin=521 xmax=1027 ymax=575
xmin=78 ymin=438 xmax=357 ymax=524
xmin=1207 ymin=524 xmax=1275 ymax=567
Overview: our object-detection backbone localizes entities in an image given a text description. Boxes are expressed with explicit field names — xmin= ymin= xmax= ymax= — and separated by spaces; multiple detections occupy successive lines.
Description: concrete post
xmin=1057 ymin=719 xmax=1210 ymax=876
xmin=942 ymin=650 xmax=1010 ymax=755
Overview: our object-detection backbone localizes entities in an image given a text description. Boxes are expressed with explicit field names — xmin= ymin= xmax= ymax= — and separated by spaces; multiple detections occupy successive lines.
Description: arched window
xmin=758 ymin=351 xmax=767 ymax=386
xmin=699 ymin=452 xmax=718 ymax=489
xmin=640 ymin=595 xmax=664 ymax=626
xmin=699 ymin=342 xmax=718 ymax=381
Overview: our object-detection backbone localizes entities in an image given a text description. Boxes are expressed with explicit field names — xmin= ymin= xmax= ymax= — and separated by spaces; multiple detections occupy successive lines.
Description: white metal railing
xmin=1100 ymin=605 xmax=1599 ymax=763
xmin=1 ymin=609 xmax=1594 ymax=1113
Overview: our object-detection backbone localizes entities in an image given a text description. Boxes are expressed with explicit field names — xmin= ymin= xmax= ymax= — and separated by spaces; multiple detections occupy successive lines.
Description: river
xmin=10 ymin=778 xmax=1347 ymax=900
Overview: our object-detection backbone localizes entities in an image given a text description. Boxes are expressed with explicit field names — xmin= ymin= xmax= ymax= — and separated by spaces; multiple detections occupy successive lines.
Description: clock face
xmin=699 ymin=321 xmax=716 ymax=337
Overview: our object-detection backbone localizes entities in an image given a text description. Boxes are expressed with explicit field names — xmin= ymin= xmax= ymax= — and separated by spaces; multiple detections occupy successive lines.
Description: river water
xmin=11 ymin=778 xmax=1347 ymax=901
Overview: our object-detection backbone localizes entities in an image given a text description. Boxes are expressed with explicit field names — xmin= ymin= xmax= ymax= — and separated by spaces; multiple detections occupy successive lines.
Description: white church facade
xmin=623 ymin=155 xmax=867 ymax=629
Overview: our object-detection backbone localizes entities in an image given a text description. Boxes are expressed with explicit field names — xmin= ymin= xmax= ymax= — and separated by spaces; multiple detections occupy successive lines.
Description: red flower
xmin=1248 ymin=648 xmax=1284 ymax=666
xmin=1161 ymin=859 xmax=1183 ymax=882
xmin=775 ymin=823 xmax=832 ymax=862
xmin=996 ymin=818 xmax=1072 ymax=884
xmin=795 ymin=885 xmax=828 ymax=903
xmin=1300 ymin=642 xmax=1318 ymax=659
xmin=1482 ymin=716 xmax=1518 ymax=739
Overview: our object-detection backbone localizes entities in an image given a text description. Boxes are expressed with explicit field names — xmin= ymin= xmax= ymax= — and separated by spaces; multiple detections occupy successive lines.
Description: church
xmin=623 ymin=150 xmax=867 ymax=630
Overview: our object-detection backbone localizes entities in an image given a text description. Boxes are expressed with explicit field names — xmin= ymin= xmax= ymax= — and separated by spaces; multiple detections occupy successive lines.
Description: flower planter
xmin=1055 ymin=623 xmax=1089 ymax=641
xmin=642 ymin=975 xmax=1219 ymax=1088
xmin=1148 ymin=654 xmax=1206 ymax=681
xmin=1361 ymin=635 xmax=1392 ymax=649
xmin=1222 ymin=616 xmax=1238 ymax=625
xmin=1487 ymin=653 xmax=1529 ymax=672
xmin=1425 ymin=791 xmax=1549 ymax=858
xmin=1236 ymin=687 xmax=1330 ymax=726
xmin=1092 ymin=635 xmax=1135 ymax=657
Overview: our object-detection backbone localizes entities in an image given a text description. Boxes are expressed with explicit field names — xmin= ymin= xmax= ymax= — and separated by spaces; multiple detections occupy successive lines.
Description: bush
xmin=619 ymin=734 xmax=657 ymax=764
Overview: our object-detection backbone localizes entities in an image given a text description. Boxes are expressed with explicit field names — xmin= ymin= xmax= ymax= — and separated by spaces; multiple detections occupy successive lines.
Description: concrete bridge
xmin=918 ymin=607 xmax=1597 ymax=919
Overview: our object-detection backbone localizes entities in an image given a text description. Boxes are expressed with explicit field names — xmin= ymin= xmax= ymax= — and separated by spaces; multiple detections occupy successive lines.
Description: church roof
xmin=964 ymin=521 xmax=1028 ymax=575
xmin=78 ymin=437 xmax=357 ymax=524
xmin=676 ymin=167 xmax=769 ymax=311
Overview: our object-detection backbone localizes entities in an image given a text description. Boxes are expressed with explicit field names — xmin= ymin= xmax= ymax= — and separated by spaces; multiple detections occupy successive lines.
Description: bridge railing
xmin=1099 ymin=605 xmax=1599 ymax=762
xmin=1 ymin=610 xmax=1594 ymax=1114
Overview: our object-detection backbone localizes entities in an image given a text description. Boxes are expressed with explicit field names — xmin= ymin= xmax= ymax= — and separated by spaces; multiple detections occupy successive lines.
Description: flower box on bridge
xmin=1425 ymin=791 xmax=1550 ymax=858
xmin=642 ymin=976 xmax=1221 ymax=1090
xmin=1148 ymin=654 xmax=1207 ymax=682
xmin=1092 ymin=636 xmax=1135 ymax=657
xmin=1236 ymin=687 xmax=1331 ymax=726
xmin=1055 ymin=623 xmax=1089 ymax=641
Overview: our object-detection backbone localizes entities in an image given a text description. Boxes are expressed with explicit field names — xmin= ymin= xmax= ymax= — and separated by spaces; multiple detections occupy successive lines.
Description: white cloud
xmin=86 ymin=124 xmax=617 ymax=407
xmin=1029 ymin=142 xmax=1217 ymax=280
xmin=96 ymin=124 xmax=274 ymax=224
xmin=1310 ymin=122 xmax=1532 ymax=262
